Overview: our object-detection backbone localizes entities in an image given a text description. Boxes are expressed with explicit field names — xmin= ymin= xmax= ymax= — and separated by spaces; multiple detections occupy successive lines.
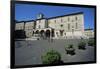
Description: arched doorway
xmin=33 ymin=31 xmax=34 ymax=36
xmin=51 ymin=29 xmax=54 ymax=37
xmin=60 ymin=30 xmax=64 ymax=36
xmin=40 ymin=30 xmax=45 ymax=38
xmin=45 ymin=30 xmax=50 ymax=38
xmin=35 ymin=30 xmax=39 ymax=34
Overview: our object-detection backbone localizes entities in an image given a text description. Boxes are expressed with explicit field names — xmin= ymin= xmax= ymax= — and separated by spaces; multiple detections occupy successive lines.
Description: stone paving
xmin=15 ymin=39 xmax=95 ymax=66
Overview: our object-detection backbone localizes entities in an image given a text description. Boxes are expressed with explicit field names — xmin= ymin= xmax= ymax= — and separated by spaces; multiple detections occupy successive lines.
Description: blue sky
xmin=15 ymin=4 xmax=95 ymax=29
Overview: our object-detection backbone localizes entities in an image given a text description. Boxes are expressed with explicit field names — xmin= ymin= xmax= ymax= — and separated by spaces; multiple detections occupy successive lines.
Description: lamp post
xmin=60 ymin=24 xmax=64 ymax=37
xmin=72 ymin=26 xmax=74 ymax=39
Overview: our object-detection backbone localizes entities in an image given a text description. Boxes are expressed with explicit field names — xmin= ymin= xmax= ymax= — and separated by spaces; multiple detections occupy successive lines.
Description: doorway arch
xmin=45 ymin=30 xmax=50 ymax=38
xmin=35 ymin=30 xmax=39 ymax=34
xmin=33 ymin=31 xmax=34 ymax=36
xmin=40 ymin=30 xmax=45 ymax=37
xmin=60 ymin=30 xmax=64 ymax=36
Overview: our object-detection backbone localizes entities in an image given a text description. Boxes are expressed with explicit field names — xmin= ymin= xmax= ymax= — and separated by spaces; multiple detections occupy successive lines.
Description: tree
xmin=88 ymin=38 xmax=95 ymax=46
xmin=15 ymin=30 xmax=26 ymax=39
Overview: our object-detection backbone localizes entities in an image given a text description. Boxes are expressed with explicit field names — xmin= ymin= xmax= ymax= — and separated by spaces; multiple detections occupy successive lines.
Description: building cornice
xmin=16 ymin=12 xmax=83 ymax=23
xmin=84 ymin=28 xmax=93 ymax=31
xmin=47 ymin=12 xmax=83 ymax=20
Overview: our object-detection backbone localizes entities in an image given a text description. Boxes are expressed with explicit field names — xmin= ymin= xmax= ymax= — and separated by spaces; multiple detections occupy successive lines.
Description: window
xmin=27 ymin=26 xmax=28 ymax=30
xmin=38 ymin=25 xmax=40 ymax=28
xmin=48 ymin=21 xmax=50 ymax=24
xmin=61 ymin=18 xmax=63 ymax=22
xmin=64 ymin=33 xmax=66 ymax=35
xmin=56 ymin=32 xmax=58 ymax=36
xmin=55 ymin=20 xmax=56 ymax=23
xmin=60 ymin=24 xmax=63 ymax=28
xmin=72 ymin=26 xmax=74 ymax=28
xmin=68 ymin=17 xmax=70 ymax=21
xmin=72 ymin=20 xmax=74 ymax=22
xmin=39 ymin=20 xmax=41 ymax=23
xmin=76 ymin=23 xmax=78 ymax=29
xmin=68 ymin=24 xmax=70 ymax=30
xmin=75 ymin=16 xmax=78 ymax=20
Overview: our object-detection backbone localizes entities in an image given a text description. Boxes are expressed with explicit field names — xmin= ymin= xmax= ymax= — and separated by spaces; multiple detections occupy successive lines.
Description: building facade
xmin=15 ymin=12 xmax=93 ymax=39
xmin=84 ymin=29 xmax=94 ymax=39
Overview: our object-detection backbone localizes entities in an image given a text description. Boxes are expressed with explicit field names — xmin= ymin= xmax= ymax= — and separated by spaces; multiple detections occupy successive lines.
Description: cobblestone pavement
xmin=15 ymin=39 xmax=95 ymax=66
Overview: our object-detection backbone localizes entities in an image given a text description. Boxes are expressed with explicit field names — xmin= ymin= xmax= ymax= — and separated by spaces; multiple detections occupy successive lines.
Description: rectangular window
xmin=68 ymin=17 xmax=70 ymax=21
xmin=68 ymin=24 xmax=70 ymax=30
xmin=76 ymin=23 xmax=78 ymax=29
xmin=27 ymin=27 xmax=29 ymax=30
xmin=38 ymin=25 xmax=40 ymax=28
xmin=75 ymin=16 xmax=77 ymax=20
xmin=55 ymin=20 xmax=56 ymax=23
xmin=61 ymin=18 xmax=63 ymax=22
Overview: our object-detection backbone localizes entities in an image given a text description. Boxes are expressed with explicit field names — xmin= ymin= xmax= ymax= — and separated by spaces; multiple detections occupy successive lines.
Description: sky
xmin=15 ymin=4 xmax=95 ymax=29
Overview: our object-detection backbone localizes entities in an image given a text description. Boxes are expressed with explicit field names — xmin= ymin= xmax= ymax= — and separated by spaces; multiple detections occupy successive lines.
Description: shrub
xmin=41 ymin=50 xmax=62 ymax=64
xmin=78 ymin=41 xmax=86 ymax=50
xmin=88 ymin=39 xmax=95 ymax=46
xmin=65 ymin=44 xmax=75 ymax=55
xmin=68 ymin=44 xmax=73 ymax=48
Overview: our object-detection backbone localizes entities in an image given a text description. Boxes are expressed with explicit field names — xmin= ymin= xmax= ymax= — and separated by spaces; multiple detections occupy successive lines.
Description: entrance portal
xmin=35 ymin=30 xmax=39 ymax=34
xmin=40 ymin=30 xmax=45 ymax=38
xmin=33 ymin=31 xmax=34 ymax=36
xmin=51 ymin=29 xmax=54 ymax=37
xmin=45 ymin=30 xmax=50 ymax=38
xmin=60 ymin=30 xmax=64 ymax=36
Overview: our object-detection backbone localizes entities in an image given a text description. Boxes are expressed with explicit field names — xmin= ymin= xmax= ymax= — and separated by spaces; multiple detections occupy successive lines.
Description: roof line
xmin=47 ymin=12 xmax=83 ymax=19
xmin=16 ymin=12 xmax=83 ymax=23
xmin=84 ymin=28 xmax=93 ymax=30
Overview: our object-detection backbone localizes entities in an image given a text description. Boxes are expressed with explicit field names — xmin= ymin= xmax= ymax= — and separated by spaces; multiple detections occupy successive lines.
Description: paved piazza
xmin=15 ymin=39 xmax=95 ymax=66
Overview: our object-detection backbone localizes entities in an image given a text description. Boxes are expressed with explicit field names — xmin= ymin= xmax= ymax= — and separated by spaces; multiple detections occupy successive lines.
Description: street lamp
xmin=72 ymin=26 xmax=74 ymax=39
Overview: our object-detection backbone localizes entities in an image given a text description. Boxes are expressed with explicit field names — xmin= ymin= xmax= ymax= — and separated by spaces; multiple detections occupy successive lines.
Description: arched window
xmin=46 ymin=30 xmax=50 ymax=37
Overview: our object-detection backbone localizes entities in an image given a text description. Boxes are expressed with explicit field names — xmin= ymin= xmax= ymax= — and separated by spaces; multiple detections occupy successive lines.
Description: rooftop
xmin=15 ymin=12 xmax=83 ymax=23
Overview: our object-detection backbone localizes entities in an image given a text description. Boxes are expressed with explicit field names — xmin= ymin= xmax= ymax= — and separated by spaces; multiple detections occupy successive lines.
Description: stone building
xmin=84 ymin=29 xmax=94 ymax=39
xmin=15 ymin=21 xmax=25 ymax=30
xmin=15 ymin=12 xmax=93 ymax=39
xmin=24 ymin=21 xmax=35 ymax=38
